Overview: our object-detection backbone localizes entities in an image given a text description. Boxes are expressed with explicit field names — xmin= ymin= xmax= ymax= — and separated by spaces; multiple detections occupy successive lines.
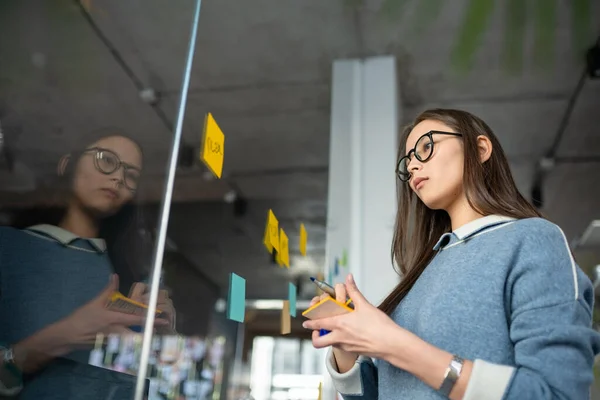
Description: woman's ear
xmin=476 ymin=135 xmax=493 ymax=163
xmin=57 ymin=154 xmax=71 ymax=176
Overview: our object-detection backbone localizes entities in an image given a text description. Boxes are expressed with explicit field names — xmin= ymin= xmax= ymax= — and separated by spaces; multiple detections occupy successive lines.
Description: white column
xmin=322 ymin=55 xmax=400 ymax=398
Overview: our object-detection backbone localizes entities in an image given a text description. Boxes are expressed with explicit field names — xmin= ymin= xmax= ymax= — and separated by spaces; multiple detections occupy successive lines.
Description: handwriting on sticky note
xmin=200 ymin=113 xmax=225 ymax=178
xmin=299 ymin=223 xmax=307 ymax=256
xmin=205 ymin=136 xmax=223 ymax=156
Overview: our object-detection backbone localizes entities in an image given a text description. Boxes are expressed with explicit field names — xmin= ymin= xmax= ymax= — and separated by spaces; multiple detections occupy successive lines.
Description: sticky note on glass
xmin=288 ymin=283 xmax=297 ymax=317
xmin=200 ymin=113 xmax=225 ymax=178
xmin=275 ymin=229 xmax=284 ymax=267
xmin=299 ymin=223 xmax=307 ymax=256
xmin=279 ymin=229 xmax=290 ymax=268
xmin=227 ymin=273 xmax=245 ymax=323
xmin=263 ymin=209 xmax=279 ymax=253
xmin=275 ymin=248 xmax=284 ymax=267
xmin=281 ymin=300 xmax=291 ymax=335
xmin=341 ymin=249 xmax=348 ymax=266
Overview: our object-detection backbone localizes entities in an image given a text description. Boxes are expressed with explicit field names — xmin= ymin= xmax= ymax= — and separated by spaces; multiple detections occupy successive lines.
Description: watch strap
xmin=1 ymin=345 xmax=22 ymax=380
xmin=438 ymin=355 xmax=464 ymax=397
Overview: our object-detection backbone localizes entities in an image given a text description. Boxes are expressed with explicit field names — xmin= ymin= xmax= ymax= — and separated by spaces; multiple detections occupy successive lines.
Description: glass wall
xmin=0 ymin=0 xmax=225 ymax=399
xmin=0 ymin=1 xmax=319 ymax=399
xmin=249 ymin=337 xmax=323 ymax=400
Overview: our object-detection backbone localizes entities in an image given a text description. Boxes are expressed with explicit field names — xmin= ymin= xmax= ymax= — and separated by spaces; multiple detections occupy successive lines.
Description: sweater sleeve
xmin=325 ymin=348 xmax=378 ymax=399
xmin=464 ymin=220 xmax=600 ymax=400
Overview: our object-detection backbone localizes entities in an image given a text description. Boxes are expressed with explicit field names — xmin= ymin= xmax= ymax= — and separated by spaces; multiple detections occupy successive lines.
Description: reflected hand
xmin=129 ymin=282 xmax=177 ymax=334
xmin=64 ymin=275 xmax=169 ymax=347
xmin=303 ymin=274 xmax=411 ymax=360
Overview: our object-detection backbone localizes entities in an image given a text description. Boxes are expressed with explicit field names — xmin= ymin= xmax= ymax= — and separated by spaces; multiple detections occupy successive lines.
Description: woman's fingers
xmin=334 ymin=283 xmax=347 ymax=303
xmin=311 ymin=329 xmax=321 ymax=342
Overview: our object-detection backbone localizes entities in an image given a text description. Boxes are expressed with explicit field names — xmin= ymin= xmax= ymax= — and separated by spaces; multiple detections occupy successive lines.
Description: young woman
xmin=304 ymin=109 xmax=600 ymax=399
xmin=0 ymin=133 xmax=174 ymax=399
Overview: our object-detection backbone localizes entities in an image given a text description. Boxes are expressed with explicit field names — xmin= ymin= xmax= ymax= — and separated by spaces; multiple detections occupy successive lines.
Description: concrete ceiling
xmin=0 ymin=0 xmax=599 ymax=302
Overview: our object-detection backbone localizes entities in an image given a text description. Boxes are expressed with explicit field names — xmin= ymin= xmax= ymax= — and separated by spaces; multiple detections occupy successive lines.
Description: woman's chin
xmin=88 ymin=201 xmax=121 ymax=218
xmin=418 ymin=195 xmax=446 ymax=211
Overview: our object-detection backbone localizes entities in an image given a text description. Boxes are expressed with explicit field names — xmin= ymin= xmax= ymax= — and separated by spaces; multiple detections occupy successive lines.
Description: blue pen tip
xmin=310 ymin=277 xmax=316 ymax=282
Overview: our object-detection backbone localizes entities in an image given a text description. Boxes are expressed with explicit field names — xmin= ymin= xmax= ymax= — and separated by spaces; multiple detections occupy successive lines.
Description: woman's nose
xmin=110 ymin=176 xmax=124 ymax=188
xmin=408 ymin=158 xmax=422 ymax=173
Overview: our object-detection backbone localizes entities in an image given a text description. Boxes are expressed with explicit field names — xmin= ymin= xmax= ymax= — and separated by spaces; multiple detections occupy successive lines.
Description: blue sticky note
xmin=288 ymin=283 xmax=297 ymax=317
xmin=319 ymin=329 xmax=331 ymax=336
xmin=334 ymin=257 xmax=339 ymax=276
xmin=227 ymin=273 xmax=246 ymax=323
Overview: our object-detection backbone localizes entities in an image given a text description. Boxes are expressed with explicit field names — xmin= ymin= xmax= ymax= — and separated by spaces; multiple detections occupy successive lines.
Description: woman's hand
xmin=129 ymin=282 xmax=177 ymax=334
xmin=63 ymin=275 xmax=170 ymax=347
xmin=303 ymin=274 xmax=415 ymax=360
xmin=12 ymin=275 xmax=168 ymax=375
xmin=307 ymin=284 xmax=358 ymax=373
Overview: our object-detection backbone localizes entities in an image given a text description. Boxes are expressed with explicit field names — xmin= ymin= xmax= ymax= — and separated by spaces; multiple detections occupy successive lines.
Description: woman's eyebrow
xmin=123 ymin=162 xmax=141 ymax=170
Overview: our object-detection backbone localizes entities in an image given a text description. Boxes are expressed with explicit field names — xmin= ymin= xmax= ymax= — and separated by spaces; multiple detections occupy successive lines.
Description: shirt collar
xmin=452 ymin=215 xmax=516 ymax=240
xmin=26 ymin=224 xmax=107 ymax=253
xmin=433 ymin=215 xmax=516 ymax=250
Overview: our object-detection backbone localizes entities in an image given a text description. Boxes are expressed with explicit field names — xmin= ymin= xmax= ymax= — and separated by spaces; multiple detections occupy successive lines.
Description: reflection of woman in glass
xmin=0 ymin=133 xmax=173 ymax=399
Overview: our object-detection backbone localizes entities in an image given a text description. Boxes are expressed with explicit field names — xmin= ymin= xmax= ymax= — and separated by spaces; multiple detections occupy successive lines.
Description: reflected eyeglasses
xmin=396 ymin=131 xmax=463 ymax=182
xmin=83 ymin=147 xmax=141 ymax=192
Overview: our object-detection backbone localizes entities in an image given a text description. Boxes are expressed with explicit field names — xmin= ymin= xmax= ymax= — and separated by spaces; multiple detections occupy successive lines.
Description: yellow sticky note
xmin=263 ymin=209 xmax=279 ymax=253
xmin=281 ymin=300 xmax=291 ymax=335
xmin=200 ymin=113 xmax=225 ymax=178
xmin=275 ymin=228 xmax=286 ymax=267
xmin=279 ymin=228 xmax=290 ymax=268
xmin=317 ymin=382 xmax=322 ymax=400
xmin=299 ymin=223 xmax=307 ymax=256
xmin=275 ymin=248 xmax=284 ymax=267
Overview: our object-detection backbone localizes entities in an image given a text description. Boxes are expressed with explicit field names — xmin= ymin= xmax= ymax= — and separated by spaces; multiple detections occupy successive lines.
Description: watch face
xmin=2 ymin=348 xmax=11 ymax=363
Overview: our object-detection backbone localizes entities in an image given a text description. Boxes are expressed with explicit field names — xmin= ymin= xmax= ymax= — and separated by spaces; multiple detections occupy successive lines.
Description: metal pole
xmin=133 ymin=0 xmax=202 ymax=398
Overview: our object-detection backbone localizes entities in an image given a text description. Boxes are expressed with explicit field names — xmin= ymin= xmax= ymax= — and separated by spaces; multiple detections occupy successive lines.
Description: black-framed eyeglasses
xmin=83 ymin=147 xmax=141 ymax=192
xmin=396 ymin=131 xmax=463 ymax=182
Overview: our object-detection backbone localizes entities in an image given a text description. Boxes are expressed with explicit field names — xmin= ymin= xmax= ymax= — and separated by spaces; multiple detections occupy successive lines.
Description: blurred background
xmin=0 ymin=0 xmax=599 ymax=399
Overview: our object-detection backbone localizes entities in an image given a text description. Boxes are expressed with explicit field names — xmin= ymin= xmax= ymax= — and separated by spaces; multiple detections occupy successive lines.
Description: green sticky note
xmin=341 ymin=249 xmax=348 ymax=267
xmin=227 ymin=273 xmax=246 ymax=323
xmin=288 ymin=283 xmax=297 ymax=317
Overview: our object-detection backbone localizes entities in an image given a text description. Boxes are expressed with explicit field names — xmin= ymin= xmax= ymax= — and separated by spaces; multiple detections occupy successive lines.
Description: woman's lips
xmin=413 ymin=177 xmax=428 ymax=190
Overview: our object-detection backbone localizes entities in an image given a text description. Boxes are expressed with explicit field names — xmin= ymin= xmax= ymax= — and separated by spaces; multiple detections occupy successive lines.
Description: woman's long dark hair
xmin=11 ymin=132 xmax=149 ymax=293
xmin=378 ymin=109 xmax=543 ymax=315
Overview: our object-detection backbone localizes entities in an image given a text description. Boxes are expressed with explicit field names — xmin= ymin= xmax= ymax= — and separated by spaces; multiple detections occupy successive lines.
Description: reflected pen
xmin=310 ymin=277 xmax=354 ymax=308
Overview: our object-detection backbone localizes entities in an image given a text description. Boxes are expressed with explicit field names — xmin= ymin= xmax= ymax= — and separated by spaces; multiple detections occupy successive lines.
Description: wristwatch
xmin=438 ymin=355 xmax=464 ymax=397
xmin=0 ymin=344 xmax=22 ymax=381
